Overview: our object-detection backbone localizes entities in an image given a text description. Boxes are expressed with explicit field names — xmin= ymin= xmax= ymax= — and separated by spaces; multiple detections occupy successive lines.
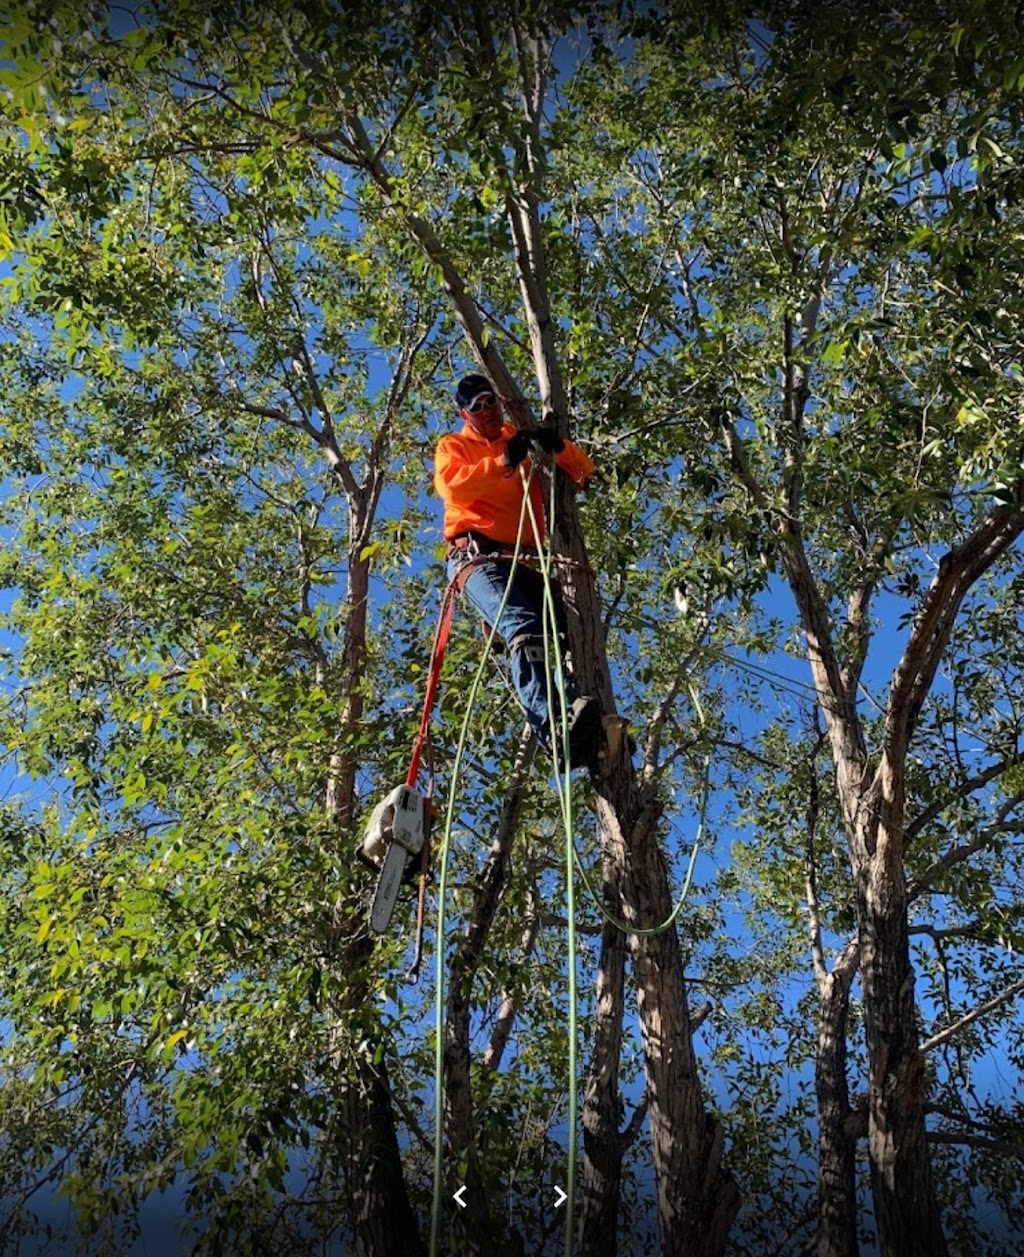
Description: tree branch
xmin=887 ymin=499 xmax=1024 ymax=752
xmin=926 ymin=1129 xmax=1024 ymax=1157
xmin=904 ymin=749 xmax=1024 ymax=847
xmin=484 ymin=883 xmax=543 ymax=1071
xmin=338 ymin=110 xmax=529 ymax=419
xmin=919 ymin=976 xmax=1024 ymax=1054
xmin=907 ymin=796 xmax=1024 ymax=901
xmin=804 ymin=721 xmax=829 ymax=986
xmin=617 ymin=1094 xmax=649 ymax=1157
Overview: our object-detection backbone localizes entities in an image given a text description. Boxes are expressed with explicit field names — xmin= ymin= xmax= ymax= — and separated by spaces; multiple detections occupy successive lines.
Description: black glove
xmin=532 ymin=427 xmax=564 ymax=454
xmin=503 ymin=431 xmax=533 ymax=469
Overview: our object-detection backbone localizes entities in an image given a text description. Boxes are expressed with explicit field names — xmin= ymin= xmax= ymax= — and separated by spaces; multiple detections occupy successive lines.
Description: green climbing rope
xmin=524 ymin=463 xmax=577 ymax=1256
xmin=427 ymin=448 xmax=711 ymax=1257
xmin=429 ymin=471 xmax=537 ymax=1257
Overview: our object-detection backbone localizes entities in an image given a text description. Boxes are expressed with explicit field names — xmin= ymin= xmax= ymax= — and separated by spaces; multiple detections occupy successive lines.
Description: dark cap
xmin=456 ymin=374 xmax=494 ymax=408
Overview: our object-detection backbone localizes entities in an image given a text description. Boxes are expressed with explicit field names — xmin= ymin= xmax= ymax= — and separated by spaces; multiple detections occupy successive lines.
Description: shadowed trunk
xmin=814 ymin=941 xmax=860 ymax=1257
xmin=323 ymin=542 xmax=426 ymax=1255
xmin=857 ymin=799 xmax=946 ymax=1257
xmin=580 ymin=867 xmax=628 ymax=1257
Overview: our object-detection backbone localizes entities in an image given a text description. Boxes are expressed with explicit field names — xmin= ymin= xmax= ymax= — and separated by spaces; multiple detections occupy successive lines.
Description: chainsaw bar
xmin=370 ymin=842 xmax=412 ymax=933
xmin=364 ymin=784 xmax=426 ymax=934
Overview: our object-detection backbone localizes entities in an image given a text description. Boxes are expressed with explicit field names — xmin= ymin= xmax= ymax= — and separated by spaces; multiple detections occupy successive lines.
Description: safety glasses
xmin=465 ymin=392 xmax=498 ymax=413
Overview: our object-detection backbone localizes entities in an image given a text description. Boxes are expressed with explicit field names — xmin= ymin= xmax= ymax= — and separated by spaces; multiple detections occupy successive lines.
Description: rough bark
xmin=856 ymin=833 xmax=944 ymax=1257
xmin=805 ymin=730 xmax=860 ymax=1257
xmin=336 ymin=992 xmax=426 ymax=1257
xmin=856 ymin=506 xmax=1024 ymax=1256
xmin=814 ymin=941 xmax=860 ymax=1257
xmin=789 ymin=501 xmax=1023 ymax=1256
xmin=600 ymin=781 xmax=739 ymax=1256
xmin=727 ymin=253 xmax=1024 ymax=1251
xmin=579 ymin=866 xmax=629 ymax=1257
xmin=499 ymin=28 xmax=740 ymax=1249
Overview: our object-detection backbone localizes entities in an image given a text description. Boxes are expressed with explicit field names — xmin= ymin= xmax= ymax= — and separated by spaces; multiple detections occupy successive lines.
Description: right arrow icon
xmin=553 ymin=1185 xmax=567 ymax=1209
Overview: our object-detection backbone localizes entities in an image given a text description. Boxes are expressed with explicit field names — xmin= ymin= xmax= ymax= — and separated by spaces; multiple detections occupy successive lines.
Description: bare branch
xmin=538 ymin=913 xmax=602 ymax=937
xmin=641 ymin=639 xmax=707 ymax=780
xmin=610 ymin=394 xmax=704 ymax=444
xmin=722 ymin=421 xmax=771 ymax=513
xmin=908 ymin=796 xmax=1024 ymax=901
xmin=237 ymin=399 xmax=309 ymax=432
xmin=805 ymin=722 xmax=828 ymax=986
xmin=617 ymin=1094 xmax=649 ymax=1156
xmin=447 ymin=727 xmax=536 ymax=1120
xmin=888 ymin=500 xmax=1024 ymax=750
xmin=908 ymin=923 xmax=1000 ymax=946
xmin=927 ymin=1129 xmax=1024 ymax=1157
xmin=690 ymin=1001 xmax=712 ymax=1031
xmin=485 ymin=886 xmax=542 ymax=1071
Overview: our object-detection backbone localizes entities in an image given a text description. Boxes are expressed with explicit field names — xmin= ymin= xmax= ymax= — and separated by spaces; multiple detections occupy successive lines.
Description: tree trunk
xmin=814 ymin=942 xmax=859 ymax=1257
xmin=336 ymin=945 xmax=427 ymax=1257
xmin=580 ymin=867 xmax=628 ymax=1257
xmin=556 ymin=478 xmax=739 ymax=1257
xmin=324 ymin=542 xmax=426 ymax=1256
xmin=617 ymin=791 xmax=739 ymax=1256
xmin=857 ymin=810 xmax=947 ymax=1257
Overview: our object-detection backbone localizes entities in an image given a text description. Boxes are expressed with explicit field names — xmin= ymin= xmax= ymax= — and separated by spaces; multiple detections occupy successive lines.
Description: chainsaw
xmin=361 ymin=783 xmax=427 ymax=932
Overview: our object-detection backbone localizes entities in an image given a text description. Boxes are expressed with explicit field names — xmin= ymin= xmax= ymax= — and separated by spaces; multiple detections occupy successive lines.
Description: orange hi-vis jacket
xmin=434 ymin=422 xmax=595 ymax=548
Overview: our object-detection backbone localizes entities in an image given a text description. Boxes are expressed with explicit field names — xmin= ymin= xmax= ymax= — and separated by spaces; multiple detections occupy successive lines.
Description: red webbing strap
xmin=405 ymin=578 xmax=458 ymax=789
xmin=404 ymin=555 xmax=511 ymax=789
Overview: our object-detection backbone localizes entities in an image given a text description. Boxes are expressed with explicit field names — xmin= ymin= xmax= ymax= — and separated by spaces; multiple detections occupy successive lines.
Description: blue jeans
xmin=448 ymin=555 xmax=576 ymax=749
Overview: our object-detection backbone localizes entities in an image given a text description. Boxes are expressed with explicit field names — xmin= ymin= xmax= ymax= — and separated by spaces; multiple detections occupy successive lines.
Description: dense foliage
xmin=1 ymin=3 xmax=1022 ymax=1255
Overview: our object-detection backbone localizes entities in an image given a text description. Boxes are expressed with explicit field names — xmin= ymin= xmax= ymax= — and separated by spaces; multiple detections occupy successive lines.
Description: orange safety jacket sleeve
xmin=433 ymin=423 xmax=596 ymax=544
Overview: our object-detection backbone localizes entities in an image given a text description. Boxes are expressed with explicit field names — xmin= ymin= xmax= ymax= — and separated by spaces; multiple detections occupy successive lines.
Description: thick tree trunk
xmin=615 ymin=790 xmax=739 ymax=1256
xmin=351 ymin=1064 xmax=424 ymax=1257
xmin=814 ymin=942 xmax=859 ymax=1257
xmin=857 ymin=813 xmax=947 ymax=1257
xmin=580 ymin=868 xmax=628 ymax=1257
xmin=776 ymin=530 xmax=953 ymax=1257
xmin=554 ymin=476 xmax=739 ymax=1257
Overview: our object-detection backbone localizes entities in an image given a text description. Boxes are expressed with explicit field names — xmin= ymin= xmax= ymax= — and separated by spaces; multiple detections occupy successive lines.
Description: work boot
xmin=565 ymin=696 xmax=603 ymax=768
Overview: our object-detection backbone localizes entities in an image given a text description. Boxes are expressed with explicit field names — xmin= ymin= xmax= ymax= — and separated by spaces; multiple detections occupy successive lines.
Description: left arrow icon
xmin=453 ymin=1185 xmax=468 ymax=1209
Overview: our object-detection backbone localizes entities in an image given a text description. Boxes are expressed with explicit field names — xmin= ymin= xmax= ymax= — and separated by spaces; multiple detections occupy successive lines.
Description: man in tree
xmin=435 ymin=374 xmax=602 ymax=766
